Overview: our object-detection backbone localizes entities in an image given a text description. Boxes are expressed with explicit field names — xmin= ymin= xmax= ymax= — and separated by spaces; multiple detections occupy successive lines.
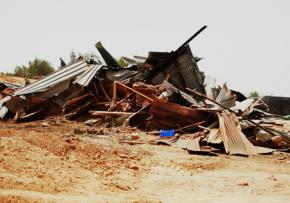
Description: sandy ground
xmin=0 ymin=117 xmax=289 ymax=203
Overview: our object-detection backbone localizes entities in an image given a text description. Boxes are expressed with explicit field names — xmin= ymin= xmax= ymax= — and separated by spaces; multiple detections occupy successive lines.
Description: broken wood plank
xmin=90 ymin=111 xmax=135 ymax=117
xmin=118 ymin=140 xmax=152 ymax=145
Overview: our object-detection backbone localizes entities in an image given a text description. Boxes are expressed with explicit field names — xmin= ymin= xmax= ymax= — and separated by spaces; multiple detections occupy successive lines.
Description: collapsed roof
xmin=0 ymin=25 xmax=289 ymax=155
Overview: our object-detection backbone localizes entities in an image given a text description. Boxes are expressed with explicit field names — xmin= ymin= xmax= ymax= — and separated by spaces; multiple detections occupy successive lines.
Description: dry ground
xmin=0 ymin=117 xmax=289 ymax=203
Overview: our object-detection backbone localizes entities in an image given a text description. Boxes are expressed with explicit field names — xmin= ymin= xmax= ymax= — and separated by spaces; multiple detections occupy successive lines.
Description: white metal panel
xmin=14 ymin=60 xmax=89 ymax=96
xmin=74 ymin=64 xmax=103 ymax=87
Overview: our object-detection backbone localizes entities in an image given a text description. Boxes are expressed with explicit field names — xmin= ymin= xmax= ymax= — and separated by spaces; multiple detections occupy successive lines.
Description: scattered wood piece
xmin=90 ymin=111 xmax=135 ymax=117
xmin=238 ymin=182 xmax=249 ymax=186
xmin=118 ymin=140 xmax=153 ymax=145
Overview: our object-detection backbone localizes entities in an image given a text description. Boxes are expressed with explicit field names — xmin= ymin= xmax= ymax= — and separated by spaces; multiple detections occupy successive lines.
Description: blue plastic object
xmin=160 ymin=129 xmax=175 ymax=137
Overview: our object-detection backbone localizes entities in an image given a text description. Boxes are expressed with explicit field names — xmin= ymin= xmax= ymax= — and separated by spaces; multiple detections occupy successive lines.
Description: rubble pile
xmin=0 ymin=26 xmax=289 ymax=156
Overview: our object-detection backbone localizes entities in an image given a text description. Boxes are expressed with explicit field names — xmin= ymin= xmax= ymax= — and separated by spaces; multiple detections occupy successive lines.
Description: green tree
xmin=249 ymin=91 xmax=260 ymax=98
xmin=14 ymin=58 xmax=55 ymax=78
xmin=27 ymin=58 xmax=54 ymax=76
xmin=14 ymin=65 xmax=29 ymax=77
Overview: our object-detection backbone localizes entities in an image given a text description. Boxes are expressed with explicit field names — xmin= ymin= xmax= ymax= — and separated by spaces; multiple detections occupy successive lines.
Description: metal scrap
xmin=218 ymin=112 xmax=273 ymax=155
xmin=13 ymin=60 xmax=90 ymax=96
xmin=0 ymin=26 xmax=288 ymax=156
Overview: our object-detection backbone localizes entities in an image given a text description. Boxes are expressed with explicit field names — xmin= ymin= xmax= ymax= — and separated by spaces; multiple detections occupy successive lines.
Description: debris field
xmin=0 ymin=26 xmax=289 ymax=202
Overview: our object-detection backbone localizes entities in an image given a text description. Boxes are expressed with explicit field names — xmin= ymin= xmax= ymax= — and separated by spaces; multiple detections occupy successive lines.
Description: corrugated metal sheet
xmin=233 ymin=98 xmax=255 ymax=114
xmin=74 ymin=64 xmax=104 ymax=87
xmin=206 ymin=129 xmax=222 ymax=144
xmin=175 ymin=134 xmax=202 ymax=152
xmin=14 ymin=60 xmax=89 ymax=96
xmin=150 ymin=99 xmax=208 ymax=127
xmin=185 ymin=136 xmax=201 ymax=152
xmin=177 ymin=46 xmax=204 ymax=92
xmin=152 ymin=62 xmax=185 ymax=90
xmin=218 ymin=112 xmax=273 ymax=155
xmin=218 ymin=112 xmax=254 ymax=155
xmin=162 ymin=81 xmax=200 ymax=106
xmin=148 ymin=45 xmax=205 ymax=94
xmin=215 ymin=83 xmax=236 ymax=108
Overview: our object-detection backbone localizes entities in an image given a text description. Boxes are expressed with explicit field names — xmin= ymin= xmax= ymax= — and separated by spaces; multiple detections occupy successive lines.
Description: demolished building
xmin=0 ymin=25 xmax=289 ymax=155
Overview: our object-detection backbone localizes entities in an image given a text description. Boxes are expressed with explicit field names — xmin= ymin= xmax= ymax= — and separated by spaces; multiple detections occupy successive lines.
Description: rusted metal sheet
xmin=149 ymin=99 xmax=208 ymax=127
xmin=133 ymin=82 xmax=157 ymax=107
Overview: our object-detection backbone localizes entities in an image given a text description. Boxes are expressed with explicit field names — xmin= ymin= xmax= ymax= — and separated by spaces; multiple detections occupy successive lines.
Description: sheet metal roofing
xmin=13 ymin=60 xmax=90 ymax=96
xmin=74 ymin=64 xmax=104 ymax=87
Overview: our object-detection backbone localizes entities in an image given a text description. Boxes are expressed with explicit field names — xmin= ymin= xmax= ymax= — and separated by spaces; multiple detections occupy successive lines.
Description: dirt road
xmin=0 ymin=118 xmax=289 ymax=202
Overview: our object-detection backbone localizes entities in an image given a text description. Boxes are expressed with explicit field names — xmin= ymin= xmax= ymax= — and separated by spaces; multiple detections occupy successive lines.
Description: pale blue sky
xmin=0 ymin=0 xmax=289 ymax=96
